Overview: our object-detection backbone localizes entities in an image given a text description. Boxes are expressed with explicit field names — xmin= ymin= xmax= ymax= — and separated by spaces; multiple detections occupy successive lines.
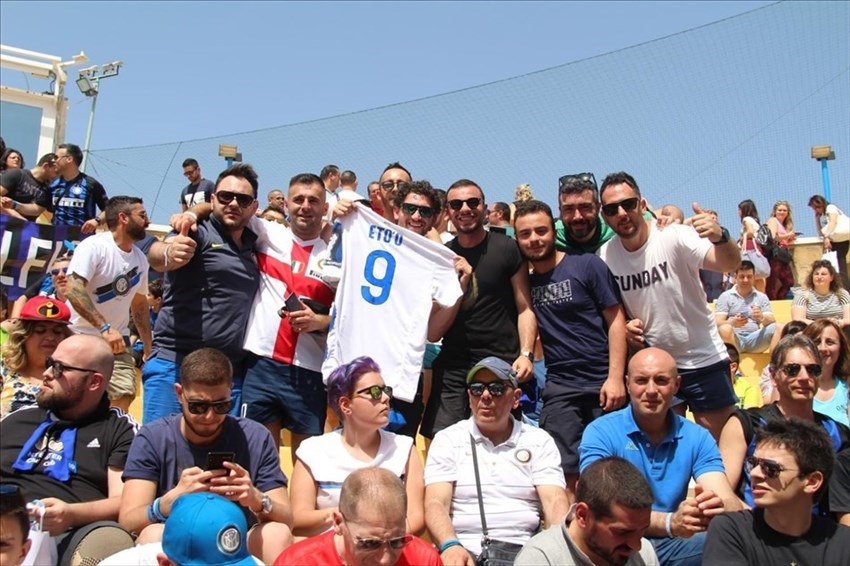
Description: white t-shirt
xmin=424 ymin=418 xmax=566 ymax=555
xmin=322 ymin=206 xmax=463 ymax=402
xmin=243 ymin=218 xmax=333 ymax=372
xmin=68 ymin=231 xmax=149 ymax=336
xmin=296 ymin=428 xmax=413 ymax=510
xmin=598 ymin=222 xmax=727 ymax=368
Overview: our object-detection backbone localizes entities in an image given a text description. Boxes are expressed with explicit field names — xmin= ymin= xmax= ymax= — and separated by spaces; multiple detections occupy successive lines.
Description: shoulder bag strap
xmin=469 ymin=434 xmax=489 ymax=539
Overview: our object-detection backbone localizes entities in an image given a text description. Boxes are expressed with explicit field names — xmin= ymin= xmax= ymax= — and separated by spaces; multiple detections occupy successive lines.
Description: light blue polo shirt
xmin=578 ymin=406 xmax=725 ymax=512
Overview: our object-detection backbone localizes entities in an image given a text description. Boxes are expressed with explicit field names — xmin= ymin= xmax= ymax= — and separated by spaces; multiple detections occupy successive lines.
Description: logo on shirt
xmin=531 ymin=280 xmax=572 ymax=306
xmin=514 ymin=448 xmax=532 ymax=463
xmin=625 ymin=440 xmax=639 ymax=451
xmin=87 ymin=438 xmax=101 ymax=448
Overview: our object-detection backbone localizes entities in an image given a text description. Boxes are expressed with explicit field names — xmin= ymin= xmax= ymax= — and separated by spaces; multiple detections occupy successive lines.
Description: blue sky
xmin=1 ymin=1 xmax=774 ymax=150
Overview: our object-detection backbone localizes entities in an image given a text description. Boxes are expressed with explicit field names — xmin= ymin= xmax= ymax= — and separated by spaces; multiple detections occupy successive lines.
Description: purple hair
xmin=327 ymin=356 xmax=382 ymax=421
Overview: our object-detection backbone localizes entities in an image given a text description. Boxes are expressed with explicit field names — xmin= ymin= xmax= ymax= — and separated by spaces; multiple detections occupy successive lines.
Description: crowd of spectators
xmin=1 ymin=137 xmax=849 ymax=565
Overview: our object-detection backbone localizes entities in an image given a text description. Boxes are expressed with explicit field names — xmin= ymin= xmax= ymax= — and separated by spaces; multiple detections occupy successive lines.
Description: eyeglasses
xmin=601 ymin=197 xmax=640 ymax=217
xmin=745 ymin=456 xmax=799 ymax=480
xmin=380 ymin=180 xmax=405 ymax=191
xmin=46 ymin=357 xmax=97 ymax=379
xmin=559 ymin=172 xmax=597 ymax=192
xmin=186 ymin=398 xmax=233 ymax=415
xmin=355 ymin=385 xmax=393 ymax=401
xmin=215 ymin=190 xmax=255 ymax=208
xmin=183 ymin=168 xmax=198 ymax=177
xmin=400 ymin=203 xmax=435 ymax=218
xmin=779 ymin=363 xmax=822 ymax=378
xmin=448 ymin=197 xmax=482 ymax=210
xmin=468 ymin=382 xmax=511 ymax=397
xmin=50 ymin=267 xmax=68 ymax=276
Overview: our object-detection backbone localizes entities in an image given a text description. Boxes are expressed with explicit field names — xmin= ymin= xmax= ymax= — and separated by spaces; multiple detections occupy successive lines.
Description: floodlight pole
xmin=820 ymin=159 xmax=832 ymax=202
xmin=81 ymin=92 xmax=98 ymax=172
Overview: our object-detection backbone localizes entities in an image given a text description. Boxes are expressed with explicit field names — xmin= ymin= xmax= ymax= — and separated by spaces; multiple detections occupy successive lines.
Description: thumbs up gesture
xmin=687 ymin=202 xmax=724 ymax=243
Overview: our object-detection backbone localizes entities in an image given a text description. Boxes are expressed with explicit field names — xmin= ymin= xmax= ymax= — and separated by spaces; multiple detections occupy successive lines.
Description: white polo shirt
xmin=425 ymin=417 xmax=565 ymax=555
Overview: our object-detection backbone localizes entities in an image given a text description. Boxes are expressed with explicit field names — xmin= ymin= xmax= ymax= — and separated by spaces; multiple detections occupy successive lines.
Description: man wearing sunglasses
xmin=425 ymin=356 xmax=568 ymax=565
xmin=376 ymin=162 xmax=412 ymax=222
xmin=704 ymin=419 xmax=850 ymax=565
xmin=580 ymin=347 xmax=742 ymax=566
xmin=178 ymin=158 xmax=213 ymax=211
xmin=597 ymin=172 xmax=741 ymax=441
xmin=65 ymin=196 xmax=152 ymax=413
xmin=144 ymin=164 xmax=260 ymax=424
xmin=718 ymin=334 xmax=850 ymax=512
xmin=421 ymin=179 xmax=537 ymax=441
xmin=275 ymin=467 xmax=439 ymax=565
xmin=0 ymin=335 xmax=138 ymax=564
xmin=119 ymin=347 xmax=292 ymax=565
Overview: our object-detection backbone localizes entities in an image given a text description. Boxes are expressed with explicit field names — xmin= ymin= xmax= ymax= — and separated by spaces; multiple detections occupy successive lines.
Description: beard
xmin=37 ymin=380 xmax=86 ymax=413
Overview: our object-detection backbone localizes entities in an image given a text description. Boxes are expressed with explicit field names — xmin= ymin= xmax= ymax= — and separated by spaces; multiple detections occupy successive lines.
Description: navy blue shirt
xmin=50 ymin=173 xmax=108 ymax=226
xmin=153 ymin=215 xmax=259 ymax=363
xmin=529 ymin=253 xmax=621 ymax=390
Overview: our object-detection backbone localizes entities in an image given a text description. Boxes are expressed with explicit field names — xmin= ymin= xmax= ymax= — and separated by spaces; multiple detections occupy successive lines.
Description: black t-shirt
xmin=0 ymin=398 xmax=137 ymax=503
xmin=703 ymin=509 xmax=850 ymax=566
xmin=440 ymin=232 xmax=523 ymax=365
xmin=830 ymin=449 xmax=850 ymax=515
xmin=0 ymin=168 xmax=52 ymax=216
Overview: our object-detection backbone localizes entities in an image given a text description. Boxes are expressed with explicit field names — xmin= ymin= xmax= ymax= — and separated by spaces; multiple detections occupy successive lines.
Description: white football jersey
xmin=323 ymin=206 xmax=462 ymax=401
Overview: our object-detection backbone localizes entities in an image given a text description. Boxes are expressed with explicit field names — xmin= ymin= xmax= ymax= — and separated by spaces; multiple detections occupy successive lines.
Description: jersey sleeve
xmin=587 ymin=255 xmax=622 ymax=310
xmin=431 ymin=256 xmax=463 ymax=308
xmin=92 ymin=178 xmax=108 ymax=211
xmin=68 ymin=236 xmax=102 ymax=283
xmin=121 ymin=425 xmax=162 ymax=481
xmin=251 ymin=426 xmax=289 ymax=490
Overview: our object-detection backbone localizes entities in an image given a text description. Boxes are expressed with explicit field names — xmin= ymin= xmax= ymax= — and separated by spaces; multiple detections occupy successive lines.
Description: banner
xmin=1 ymin=216 xmax=86 ymax=300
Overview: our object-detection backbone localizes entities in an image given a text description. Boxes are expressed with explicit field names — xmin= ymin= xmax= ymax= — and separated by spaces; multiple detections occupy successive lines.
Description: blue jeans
xmin=650 ymin=532 xmax=706 ymax=566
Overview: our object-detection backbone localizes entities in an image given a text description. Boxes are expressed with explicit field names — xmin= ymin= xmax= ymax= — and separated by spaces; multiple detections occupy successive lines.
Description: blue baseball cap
xmin=466 ymin=356 xmax=519 ymax=388
xmin=162 ymin=493 xmax=256 ymax=566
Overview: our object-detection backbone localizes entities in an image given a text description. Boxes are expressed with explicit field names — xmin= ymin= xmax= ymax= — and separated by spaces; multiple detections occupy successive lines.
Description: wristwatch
xmin=252 ymin=494 xmax=272 ymax=516
xmin=712 ymin=226 xmax=730 ymax=245
xmin=521 ymin=351 xmax=534 ymax=363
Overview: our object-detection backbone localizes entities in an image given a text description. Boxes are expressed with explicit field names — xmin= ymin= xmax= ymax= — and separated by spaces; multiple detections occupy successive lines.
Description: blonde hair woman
xmin=765 ymin=200 xmax=797 ymax=299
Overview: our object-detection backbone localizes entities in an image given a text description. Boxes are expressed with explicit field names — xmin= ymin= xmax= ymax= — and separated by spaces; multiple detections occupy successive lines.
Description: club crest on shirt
xmin=515 ymin=448 xmax=532 ymax=463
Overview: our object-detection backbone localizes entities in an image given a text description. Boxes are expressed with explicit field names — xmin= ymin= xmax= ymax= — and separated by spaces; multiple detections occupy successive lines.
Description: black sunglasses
xmin=400 ymin=203 xmax=435 ymax=218
xmin=46 ymin=357 xmax=98 ymax=378
xmin=746 ymin=456 xmax=799 ymax=480
xmin=468 ymin=382 xmax=511 ymax=397
xmin=601 ymin=197 xmax=640 ymax=217
xmin=215 ymin=190 xmax=255 ymax=208
xmin=51 ymin=267 xmax=68 ymax=276
xmin=559 ymin=172 xmax=597 ymax=192
xmin=355 ymin=385 xmax=393 ymax=401
xmin=186 ymin=399 xmax=233 ymax=415
xmin=448 ymin=197 xmax=482 ymax=211
xmin=380 ymin=180 xmax=405 ymax=191
xmin=183 ymin=168 xmax=198 ymax=177
xmin=780 ymin=363 xmax=822 ymax=378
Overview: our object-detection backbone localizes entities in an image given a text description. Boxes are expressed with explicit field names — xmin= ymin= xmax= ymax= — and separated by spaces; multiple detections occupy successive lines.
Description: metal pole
xmin=820 ymin=159 xmax=832 ymax=202
xmin=81 ymin=90 xmax=98 ymax=173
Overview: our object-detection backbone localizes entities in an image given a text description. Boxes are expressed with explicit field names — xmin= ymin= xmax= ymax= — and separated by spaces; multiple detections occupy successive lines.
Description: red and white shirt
xmin=243 ymin=218 xmax=334 ymax=371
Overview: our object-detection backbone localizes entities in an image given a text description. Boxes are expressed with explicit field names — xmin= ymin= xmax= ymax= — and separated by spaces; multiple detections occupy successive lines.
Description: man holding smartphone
xmin=118 ymin=348 xmax=293 ymax=564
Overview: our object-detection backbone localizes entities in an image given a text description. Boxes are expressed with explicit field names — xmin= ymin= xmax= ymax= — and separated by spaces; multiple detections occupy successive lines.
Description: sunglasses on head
xmin=468 ymin=381 xmax=511 ymax=397
xmin=601 ymin=197 xmax=640 ymax=217
xmin=355 ymin=385 xmax=393 ymax=401
xmin=380 ymin=180 xmax=405 ymax=190
xmin=46 ymin=357 xmax=98 ymax=378
xmin=780 ymin=363 xmax=822 ymax=378
xmin=215 ymin=190 xmax=255 ymax=208
xmin=354 ymin=534 xmax=411 ymax=552
xmin=745 ymin=456 xmax=799 ymax=480
xmin=51 ymin=267 xmax=68 ymax=276
xmin=559 ymin=172 xmax=597 ymax=192
xmin=400 ymin=203 xmax=435 ymax=218
xmin=186 ymin=399 xmax=233 ymax=415
xmin=448 ymin=197 xmax=482 ymax=210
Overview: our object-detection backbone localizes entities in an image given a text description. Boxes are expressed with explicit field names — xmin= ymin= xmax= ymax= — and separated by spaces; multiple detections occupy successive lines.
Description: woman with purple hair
xmin=289 ymin=356 xmax=425 ymax=537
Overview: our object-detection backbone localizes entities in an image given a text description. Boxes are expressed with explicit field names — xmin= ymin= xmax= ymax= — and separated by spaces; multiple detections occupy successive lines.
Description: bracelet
xmin=163 ymin=244 xmax=171 ymax=268
xmin=184 ymin=211 xmax=198 ymax=221
xmin=152 ymin=497 xmax=167 ymax=523
xmin=99 ymin=323 xmax=111 ymax=333
xmin=665 ymin=512 xmax=673 ymax=537
xmin=439 ymin=539 xmax=462 ymax=553
xmin=12 ymin=201 xmax=19 ymax=211
xmin=146 ymin=503 xmax=157 ymax=524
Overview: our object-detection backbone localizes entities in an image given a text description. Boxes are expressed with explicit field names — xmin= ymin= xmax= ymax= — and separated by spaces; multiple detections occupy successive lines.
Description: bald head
xmin=61 ymin=334 xmax=115 ymax=380
xmin=659 ymin=205 xmax=684 ymax=224
xmin=339 ymin=467 xmax=406 ymax=524
xmin=628 ymin=347 xmax=677 ymax=376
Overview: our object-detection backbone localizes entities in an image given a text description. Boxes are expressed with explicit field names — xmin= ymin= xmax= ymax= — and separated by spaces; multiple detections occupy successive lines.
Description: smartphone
xmin=205 ymin=451 xmax=235 ymax=471
xmin=284 ymin=292 xmax=304 ymax=312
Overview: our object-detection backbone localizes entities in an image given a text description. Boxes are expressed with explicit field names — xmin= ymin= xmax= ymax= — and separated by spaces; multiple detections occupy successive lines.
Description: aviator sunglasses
xmin=779 ymin=363 xmax=822 ymax=378
xmin=745 ymin=456 xmax=800 ymax=480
